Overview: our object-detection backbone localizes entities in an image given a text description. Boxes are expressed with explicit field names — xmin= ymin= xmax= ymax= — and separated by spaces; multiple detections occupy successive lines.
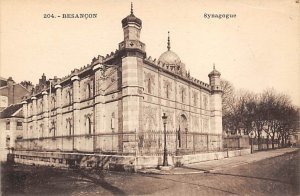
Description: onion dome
xmin=208 ymin=65 xmax=221 ymax=77
xmin=121 ymin=3 xmax=142 ymax=28
xmin=158 ymin=32 xmax=181 ymax=65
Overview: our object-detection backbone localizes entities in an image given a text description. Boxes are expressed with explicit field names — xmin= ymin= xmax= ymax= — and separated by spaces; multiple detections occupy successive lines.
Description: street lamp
xmin=162 ymin=113 xmax=168 ymax=166
xmin=249 ymin=131 xmax=255 ymax=153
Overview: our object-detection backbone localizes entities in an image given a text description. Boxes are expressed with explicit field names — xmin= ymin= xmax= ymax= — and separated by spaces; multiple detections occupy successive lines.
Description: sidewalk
xmin=138 ymin=148 xmax=299 ymax=175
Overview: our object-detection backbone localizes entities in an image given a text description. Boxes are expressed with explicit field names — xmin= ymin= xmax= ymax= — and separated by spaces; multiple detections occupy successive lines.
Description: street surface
xmin=1 ymin=148 xmax=299 ymax=195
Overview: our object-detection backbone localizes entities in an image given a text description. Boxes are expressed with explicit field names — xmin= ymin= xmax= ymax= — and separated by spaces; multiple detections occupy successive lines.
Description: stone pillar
xmin=21 ymin=101 xmax=28 ymax=139
xmin=10 ymin=120 xmax=16 ymax=148
xmin=54 ymin=84 xmax=63 ymax=150
xmin=55 ymin=84 xmax=62 ymax=137
xmin=208 ymin=67 xmax=223 ymax=150
xmin=93 ymin=64 xmax=105 ymax=132
xmin=93 ymin=63 xmax=105 ymax=152
xmin=42 ymin=91 xmax=49 ymax=138
xmin=31 ymin=96 xmax=38 ymax=138
xmin=71 ymin=75 xmax=80 ymax=151
xmin=121 ymin=56 xmax=143 ymax=153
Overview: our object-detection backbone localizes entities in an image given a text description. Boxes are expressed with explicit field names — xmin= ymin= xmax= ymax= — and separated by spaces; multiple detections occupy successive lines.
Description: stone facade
xmin=15 ymin=6 xmax=223 ymax=168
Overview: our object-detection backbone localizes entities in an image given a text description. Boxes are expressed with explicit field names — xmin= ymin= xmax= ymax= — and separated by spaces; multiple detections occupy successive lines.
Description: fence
xmin=251 ymin=138 xmax=279 ymax=150
xmin=223 ymin=135 xmax=250 ymax=149
xmin=223 ymin=135 xmax=281 ymax=151
xmin=15 ymin=130 xmax=223 ymax=156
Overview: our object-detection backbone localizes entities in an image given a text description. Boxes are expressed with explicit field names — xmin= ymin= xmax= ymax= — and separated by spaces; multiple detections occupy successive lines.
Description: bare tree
xmin=221 ymin=79 xmax=235 ymax=114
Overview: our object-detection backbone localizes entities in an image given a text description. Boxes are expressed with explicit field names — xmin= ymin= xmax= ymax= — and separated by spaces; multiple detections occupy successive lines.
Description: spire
xmin=213 ymin=63 xmax=216 ymax=70
xmin=167 ymin=31 xmax=171 ymax=51
xmin=131 ymin=2 xmax=133 ymax=15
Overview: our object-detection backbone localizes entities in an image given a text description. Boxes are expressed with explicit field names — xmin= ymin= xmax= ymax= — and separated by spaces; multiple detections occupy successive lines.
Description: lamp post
xmin=162 ymin=113 xmax=168 ymax=166
xmin=249 ymin=131 xmax=255 ymax=153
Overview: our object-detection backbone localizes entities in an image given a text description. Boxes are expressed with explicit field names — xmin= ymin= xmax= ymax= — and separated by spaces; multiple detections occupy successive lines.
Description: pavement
xmin=138 ymin=147 xmax=299 ymax=175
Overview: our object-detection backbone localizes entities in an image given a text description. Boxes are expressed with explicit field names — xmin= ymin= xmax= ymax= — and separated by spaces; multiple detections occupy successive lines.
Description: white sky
xmin=1 ymin=0 xmax=299 ymax=106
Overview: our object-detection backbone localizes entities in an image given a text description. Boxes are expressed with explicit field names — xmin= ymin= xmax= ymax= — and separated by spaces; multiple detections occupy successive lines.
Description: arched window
xmin=6 ymin=121 xmax=10 ymax=130
xmin=86 ymin=117 xmax=92 ymax=135
xmin=40 ymin=100 xmax=43 ymax=113
xmin=68 ymin=121 xmax=72 ymax=136
xmin=50 ymin=121 xmax=56 ymax=137
xmin=51 ymin=97 xmax=56 ymax=110
xmin=111 ymin=112 xmax=115 ymax=129
xmin=68 ymin=91 xmax=72 ymax=105
xmin=29 ymin=104 xmax=32 ymax=116
xmin=6 ymin=136 xmax=10 ymax=148
xmin=181 ymin=89 xmax=185 ymax=103
xmin=40 ymin=124 xmax=44 ymax=137
xmin=203 ymin=95 xmax=208 ymax=109
xmin=194 ymin=93 xmax=197 ymax=106
xmin=147 ymin=78 xmax=151 ymax=94
xmin=166 ymin=85 xmax=169 ymax=99
xmin=86 ymin=83 xmax=92 ymax=99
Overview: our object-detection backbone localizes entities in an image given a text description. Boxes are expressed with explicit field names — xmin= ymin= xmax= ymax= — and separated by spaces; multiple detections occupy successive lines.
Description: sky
xmin=1 ymin=0 xmax=299 ymax=106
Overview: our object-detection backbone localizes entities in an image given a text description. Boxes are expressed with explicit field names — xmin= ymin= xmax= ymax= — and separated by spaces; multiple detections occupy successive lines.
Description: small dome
xmin=208 ymin=65 xmax=221 ymax=77
xmin=158 ymin=50 xmax=181 ymax=65
xmin=121 ymin=14 xmax=142 ymax=28
xmin=158 ymin=31 xmax=182 ymax=65
xmin=121 ymin=3 xmax=142 ymax=28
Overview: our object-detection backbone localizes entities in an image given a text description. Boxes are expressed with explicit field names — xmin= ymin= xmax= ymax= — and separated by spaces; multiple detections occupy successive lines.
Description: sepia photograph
xmin=0 ymin=0 xmax=299 ymax=195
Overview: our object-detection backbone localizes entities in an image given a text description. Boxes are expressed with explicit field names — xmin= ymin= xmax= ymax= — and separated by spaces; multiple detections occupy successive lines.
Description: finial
xmin=131 ymin=2 xmax=133 ymax=15
xmin=167 ymin=31 xmax=171 ymax=51
xmin=213 ymin=63 xmax=215 ymax=70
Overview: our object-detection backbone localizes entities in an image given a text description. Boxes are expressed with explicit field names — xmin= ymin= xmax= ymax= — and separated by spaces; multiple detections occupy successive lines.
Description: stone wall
xmin=13 ymin=148 xmax=251 ymax=170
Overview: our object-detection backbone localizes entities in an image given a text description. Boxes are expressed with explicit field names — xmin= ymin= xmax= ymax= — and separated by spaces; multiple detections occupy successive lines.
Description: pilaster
xmin=22 ymin=101 xmax=28 ymax=139
xmin=93 ymin=64 xmax=105 ymax=135
xmin=42 ymin=91 xmax=49 ymax=138
xmin=71 ymin=75 xmax=80 ymax=150
xmin=31 ymin=96 xmax=38 ymax=138
xmin=55 ymin=84 xmax=62 ymax=137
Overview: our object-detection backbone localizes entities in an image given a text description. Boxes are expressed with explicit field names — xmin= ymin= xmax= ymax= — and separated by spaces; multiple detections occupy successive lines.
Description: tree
xmin=221 ymin=82 xmax=298 ymax=151
xmin=221 ymin=79 xmax=235 ymax=115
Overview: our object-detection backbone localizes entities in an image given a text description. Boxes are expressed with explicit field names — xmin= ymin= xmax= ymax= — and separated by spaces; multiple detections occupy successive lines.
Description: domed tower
xmin=158 ymin=32 xmax=186 ymax=75
xmin=119 ymin=3 xmax=146 ymax=57
xmin=208 ymin=65 xmax=221 ymax=88
xmin=208 ymin=65 xmax=223 ymax=147
xmin=119 ymin=3 xmax=145 ymax=144
xmin=121 ymin=2 xmax=142 ymax=41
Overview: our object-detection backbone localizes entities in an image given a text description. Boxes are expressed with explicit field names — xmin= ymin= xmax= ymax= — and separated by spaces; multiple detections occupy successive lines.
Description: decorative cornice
xmin=71 ymin=75 xmax=80 ymax=81
xmin=54 ymin=84 xmax=62 ymax=89
xmin=92 ymin=64 xmax=102 ymax=71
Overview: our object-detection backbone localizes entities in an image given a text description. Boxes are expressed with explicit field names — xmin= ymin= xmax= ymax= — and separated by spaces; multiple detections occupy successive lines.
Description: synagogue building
xmin=15 ymin=5 xmax=223 ymax=169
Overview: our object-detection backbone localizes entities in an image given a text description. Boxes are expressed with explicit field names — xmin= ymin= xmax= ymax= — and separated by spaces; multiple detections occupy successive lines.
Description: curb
xmin=137 ymin=148 xmax=299 ymax=175
xmin=138 ymin=170 xmax=206 ymax=175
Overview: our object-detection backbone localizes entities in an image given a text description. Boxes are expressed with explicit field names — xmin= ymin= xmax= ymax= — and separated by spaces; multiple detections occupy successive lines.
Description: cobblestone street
xmin=1 ymin=148 xmax=299 ymax=195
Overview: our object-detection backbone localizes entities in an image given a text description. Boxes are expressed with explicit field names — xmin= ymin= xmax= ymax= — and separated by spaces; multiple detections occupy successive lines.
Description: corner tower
xmin=119 ymin=3 xmax=145 ymax=153
xmin=119 ymin=3 xmax=146 ymax=58
xmin=208 ymin=65 xmax=223 ymax=148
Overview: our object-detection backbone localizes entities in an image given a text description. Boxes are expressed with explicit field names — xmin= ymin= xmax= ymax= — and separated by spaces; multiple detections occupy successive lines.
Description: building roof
xmin=158 ymin=32 xmax=182 ymax=66
xmin=0 ymin=103 xmax=23 ymax=118
xmin=121 ymin=3 xmax=142 ymax=28
xmin=0 ymin=76 xmax=7 ymax=87
xmin=158 ymin=50 xmax=181 ymax=65
xmin=208 ymin=65 xmax=221 ymax=77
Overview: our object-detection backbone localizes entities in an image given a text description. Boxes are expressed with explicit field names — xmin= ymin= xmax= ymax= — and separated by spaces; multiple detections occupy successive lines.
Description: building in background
xmin=0 ymin=103 xmax=23 ymax=161
xmin=0 ymin=77 xmax=31 ymax=111
xmin=14 ymin=5 xmax=224 ymax=169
